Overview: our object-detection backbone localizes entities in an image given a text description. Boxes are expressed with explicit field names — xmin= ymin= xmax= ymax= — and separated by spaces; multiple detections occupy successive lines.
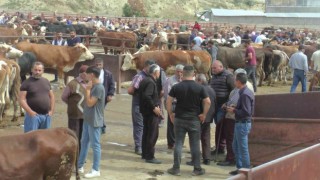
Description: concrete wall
xmin=266 ymin=6 xmax=320 ymax=13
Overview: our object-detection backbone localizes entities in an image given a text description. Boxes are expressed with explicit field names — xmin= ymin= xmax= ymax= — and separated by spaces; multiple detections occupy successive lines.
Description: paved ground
xmin=1 ymin=73 xmax=303 ymax=180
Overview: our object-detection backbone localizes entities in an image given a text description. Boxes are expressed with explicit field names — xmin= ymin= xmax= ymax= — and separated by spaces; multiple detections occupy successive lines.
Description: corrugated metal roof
xmin=210 ymin=8 xmax=320 ymax=18
xmin=265 ymin=13 xmax=320 ymax=18
xmin=210 ymin=8 xmax=265 ymax=16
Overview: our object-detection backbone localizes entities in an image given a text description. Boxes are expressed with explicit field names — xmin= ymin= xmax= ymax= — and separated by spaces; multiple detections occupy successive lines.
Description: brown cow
xmin=0 ymin=127 xmax=80 ymax=180
xmin=96 ymin=29 xmax=137 ymax=54
xmin=16 ymin=41 xmax=94 ymax=87
xmin=309 ymin=71 xmax=320 ymax=91
xmin=0 ymin=26 xmax=28 ymax=44
xmin=122 ymin=50 xmax=211 ymax=76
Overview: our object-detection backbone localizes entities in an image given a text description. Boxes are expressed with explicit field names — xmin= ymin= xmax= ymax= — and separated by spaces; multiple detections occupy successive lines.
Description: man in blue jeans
xmin=226 ymin=73 xmax=255 ymax=175
xmin=289 ymin=45 xmax=308 ymax=93
xmin=78 ymin=66 xmax=105 ymax=178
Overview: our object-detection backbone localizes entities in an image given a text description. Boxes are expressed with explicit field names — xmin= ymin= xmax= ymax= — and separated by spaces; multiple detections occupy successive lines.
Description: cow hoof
xmin=11 ymin=117 xmax=18 ymax=122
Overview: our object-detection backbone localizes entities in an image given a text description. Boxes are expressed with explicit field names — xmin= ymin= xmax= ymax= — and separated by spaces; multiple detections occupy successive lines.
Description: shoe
xmin=145 ymin=158 xmax=162 ymax=164
xmin=217 ymin=161 xmax=236 ymax=166
xmin=192 ymin=168 xmax=205 ymax=176
xmin=168 ymin=145 xmax=174 ymax=150
xmin=186 ymin=161 xmax=194 ymax=166
xmin=167 ymin=167 xmax=181 ymax=176
xmin=229 ymin=169 xmax=239 ymax=175
xmin=78 ymin=167 xmax=84 ymax=173
xmin=211 ymin=149 xmax=225 ymax=155
xmin=50 ymin=79 xmax=58 ymax=83
xmin=84 ymin=169 xmax=100 ymax=178
xmin=203 ymin=159 xmax=210 ymax=165
xmin=135 ymin=149 xmax=142 ymax=155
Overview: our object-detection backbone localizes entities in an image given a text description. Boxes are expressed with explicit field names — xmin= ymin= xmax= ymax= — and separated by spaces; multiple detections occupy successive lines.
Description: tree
xmin=122 ymin=3 xmax=134 ymax=17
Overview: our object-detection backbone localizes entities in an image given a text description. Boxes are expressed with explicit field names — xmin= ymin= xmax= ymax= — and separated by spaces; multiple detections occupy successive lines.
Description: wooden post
xmin=117 ymin=55 xmax=122 ymax=94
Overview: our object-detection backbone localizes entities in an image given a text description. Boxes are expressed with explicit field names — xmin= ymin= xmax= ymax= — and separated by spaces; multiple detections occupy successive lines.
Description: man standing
xmin=139 ymin=64 xmax=162 ymax=164
xmin=95 ymin=58 xmax=115 ymax=134
xmin=227 ymin=73 xmax=255 ymax=175
xmin=128 ymin=60 xmax=155 ymax=155
xmin=195 ymin=73 xmax=216 ymax=165
xmin=78 ymin=66 xmax=105 ymax=178
xmin=210 ymin=60 xmax=234 ymax=156
xmin=217 ymin=68 xmax=253 ymax=167
xmin=310 ymin=45 xmax=320 ymax=71
xmin=19 ymin=61 xmax=55 ymax=133
xmin=61 ymin=65 xmax=88 ymax=149
xmin=191 ymin=39 xmax=202 ymax=51
xmin=206 ymin=40 xmax=218 ymax=64
xmin=164 ymin=64 xmax=184 ymax=150
xmin=289 ymin=45 xmax=308 ymax=93
xmin=244 ymin=40 xmax=257 ymax=92
xmin=67 ymin=30 xmax=81 ymax=47
xmin=167 ymin=65 xmax=211 ymax=176
xmin=51 ymin=31 xmax=68 ymax=83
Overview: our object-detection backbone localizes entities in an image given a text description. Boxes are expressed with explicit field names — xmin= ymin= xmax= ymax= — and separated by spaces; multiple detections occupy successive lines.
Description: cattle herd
xmin=0 ymin=10 xmax=320 ymax=179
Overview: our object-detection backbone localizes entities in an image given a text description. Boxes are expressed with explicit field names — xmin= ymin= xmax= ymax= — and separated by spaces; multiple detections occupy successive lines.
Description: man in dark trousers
xmin=195 ymin=73 xmax=216 ymax=165
xmin=244 ymin=40 xmax=257 ymax=92
xmin=210 ymin=60 xmax=234 ymax=156
xmin=95 ymin=58 xmax=115 ymax=134
xmin=167 ymin=65 xmax=211 ymax=176
xmin=226 ymin=73 xmax=254 ymax=176
xmin=128 ymin=60 xmax=155 ymax=155
xmin=139 ymin=64 xmax=162 ymax=164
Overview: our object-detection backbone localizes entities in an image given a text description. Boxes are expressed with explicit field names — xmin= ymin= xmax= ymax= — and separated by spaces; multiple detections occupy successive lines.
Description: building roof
xmin=210 ymin=8 xmax=320 ymax=18
xmin=210 ymin=8 xmax=265 ymax=17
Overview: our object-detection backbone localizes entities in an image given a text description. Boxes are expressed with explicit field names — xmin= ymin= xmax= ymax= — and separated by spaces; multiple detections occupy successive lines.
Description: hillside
xmin=0 ymin=0 xmax=264 ymax=19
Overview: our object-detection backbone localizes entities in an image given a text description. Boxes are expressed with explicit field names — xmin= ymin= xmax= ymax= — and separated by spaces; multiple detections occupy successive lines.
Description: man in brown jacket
xmin=61 ymin=65 xmax=88 ymax=149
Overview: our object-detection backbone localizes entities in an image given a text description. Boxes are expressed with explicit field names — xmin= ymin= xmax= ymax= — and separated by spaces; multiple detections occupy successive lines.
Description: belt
xmin=235 ymin=120 xmax=251 ymax=123
xmin=294 ymin=69 xmax=303 ymax=71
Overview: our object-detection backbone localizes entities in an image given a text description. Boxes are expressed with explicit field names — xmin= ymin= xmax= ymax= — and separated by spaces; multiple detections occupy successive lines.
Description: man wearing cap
xmin=164 ymin=64 xmax=184 ymax=150
xmin=61 ymin=65 xmax=88 ymax=149
xmin=128 ymin=60 xmax=155 ymax=155
xmin=217 ymin=68 xmax=253 ymax=167
xmin=244 ymin=40 xmax=257 ymax=92
xmin=289 ymin=45 xmax=308 ymax=93
xmin=139 ymin=64 xmax=162 ymax=164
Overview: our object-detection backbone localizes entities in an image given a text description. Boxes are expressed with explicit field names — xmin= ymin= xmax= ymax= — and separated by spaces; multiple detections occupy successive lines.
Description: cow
xmin=309 ymin=71 xmax=320 ymax=91
xmin=0 ymin=26 xmax=28 ymax=44
xmin=0 ymin=43 xmax=23 ymax=59
xmin=267 ymin=50 xmax=289 ymax=85
xmin=121 ymin=50 xmax=211 ymax=76
xmin=216 ymin=46 xmax=274 ymax=86
xmin=17 ymin=52 xmax=37 ymax=82
xmin=16 ymin=41 xmax=94 ymax=87
xmin=0 ymin=127 xmax=80 ymax=180
xmin=96 ymin=29 xmax=137 ymax=54
xmin=0 ymin=58 xmax=21 ymax=121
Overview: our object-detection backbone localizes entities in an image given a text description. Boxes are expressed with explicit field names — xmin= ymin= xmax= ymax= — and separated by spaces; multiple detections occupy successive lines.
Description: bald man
xmin=209 ymin=60 xmax=234 ymax=157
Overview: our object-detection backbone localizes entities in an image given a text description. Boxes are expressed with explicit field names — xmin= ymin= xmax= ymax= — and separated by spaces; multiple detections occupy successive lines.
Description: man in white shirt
xmin=311 ymin=45 xmax=320 ymax=72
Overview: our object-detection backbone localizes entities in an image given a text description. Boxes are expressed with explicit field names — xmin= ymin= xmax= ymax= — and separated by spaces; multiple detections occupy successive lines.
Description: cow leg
xmin=58 ymin=70 xmax=65 ymax=89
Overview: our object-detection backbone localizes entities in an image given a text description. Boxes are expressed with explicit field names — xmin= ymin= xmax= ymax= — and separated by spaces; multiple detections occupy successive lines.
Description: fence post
xmin=85 ymin=35 xmax=90 ymax=47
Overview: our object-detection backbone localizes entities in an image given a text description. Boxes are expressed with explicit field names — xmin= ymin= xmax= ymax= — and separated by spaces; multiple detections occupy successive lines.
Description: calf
xmin=0 ymin=128 xmax=80 ymax=180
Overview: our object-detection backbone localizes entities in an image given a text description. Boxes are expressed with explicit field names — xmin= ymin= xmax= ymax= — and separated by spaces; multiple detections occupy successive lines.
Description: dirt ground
xmin=1 ymin=73 xmax=306 ymax=180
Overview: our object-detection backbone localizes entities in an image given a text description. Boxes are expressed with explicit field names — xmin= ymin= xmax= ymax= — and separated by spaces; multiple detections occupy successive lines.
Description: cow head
xmin=134 ymin=44 xmax=150 ymax=55
xmin=0 ymin=43 xmax=23 ymax=59
xmin=121 ymin=53 xmax=136 ymax=71
xmin=76 ymin=43 xmax=94 ymax=61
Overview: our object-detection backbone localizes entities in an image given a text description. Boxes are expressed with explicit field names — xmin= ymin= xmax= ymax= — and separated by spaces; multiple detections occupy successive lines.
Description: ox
xmin=309 ymin=71 xmax=320 ymax=91
xmin=0 ymin=43 xmax=23 ymax=59
xmin=16 ymin=41 xmax=94 ymax=87
xmin=122 ymin=50 xmax=211 ymax=76
xmin=267 ymin=50 xmax=289 ymax=85
xmin=96 ymin=29 xmax=137 ymax=54
xmin=0 ymin=127 xmax=80 ymax=180
xmin=0 ymin=26 xmax=28 ymax=44
xmin=0 ymin=58 xmax=21 ymax=121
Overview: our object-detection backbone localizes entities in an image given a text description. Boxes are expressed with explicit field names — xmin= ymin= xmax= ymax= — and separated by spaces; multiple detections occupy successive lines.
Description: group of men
xmin=127 ymin=55 xmax=255 ymax=176
xmin=19 ymin=56 xmax=115 ymax=178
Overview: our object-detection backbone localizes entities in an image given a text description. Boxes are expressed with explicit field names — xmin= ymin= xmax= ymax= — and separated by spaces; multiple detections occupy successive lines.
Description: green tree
xmin=244 ymin=0 xmax=255 ymax=7
xmin=122 ymin=3 xmax=134 ymax=17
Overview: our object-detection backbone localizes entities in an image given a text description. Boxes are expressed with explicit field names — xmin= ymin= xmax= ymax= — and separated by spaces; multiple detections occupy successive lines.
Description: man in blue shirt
xmin=67 ymin=30 xmax=81 ymax=47
xmin=226 ymin=73 xmax=254 ymax=176
xmin=289 ymin=45 xmax=308 ymax=93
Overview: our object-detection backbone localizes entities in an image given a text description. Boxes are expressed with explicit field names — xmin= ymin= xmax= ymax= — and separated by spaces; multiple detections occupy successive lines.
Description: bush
xmin=244 ymin=0 xmax=255 ymax=7
xmin=233 ymin=0 xmax=242 ymax=5
xmin=123 ymin=3 xmax=134 ymax=17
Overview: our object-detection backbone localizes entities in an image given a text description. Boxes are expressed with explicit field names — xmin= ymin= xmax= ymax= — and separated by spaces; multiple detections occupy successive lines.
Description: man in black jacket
xmin=95 ymin=58 xmax=115 ymax=134
xmin=139 ymin=64 xmax=162 ymax=164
